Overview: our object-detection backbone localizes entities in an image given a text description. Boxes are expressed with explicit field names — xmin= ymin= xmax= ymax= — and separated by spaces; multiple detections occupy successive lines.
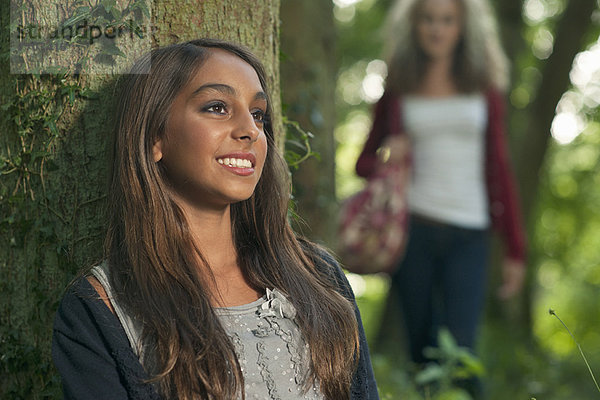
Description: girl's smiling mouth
xmin=216 ymin=153 xmax=257 ymax=176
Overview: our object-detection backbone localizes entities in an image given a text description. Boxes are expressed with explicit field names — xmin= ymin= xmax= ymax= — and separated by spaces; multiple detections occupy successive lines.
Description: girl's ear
xmin=152 ymin=140 xmax=163 ymax=162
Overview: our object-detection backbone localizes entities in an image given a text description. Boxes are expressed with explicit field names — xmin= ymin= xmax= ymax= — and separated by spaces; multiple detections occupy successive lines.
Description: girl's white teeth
xmin=218 ymin=158 xmax=252 ymax=168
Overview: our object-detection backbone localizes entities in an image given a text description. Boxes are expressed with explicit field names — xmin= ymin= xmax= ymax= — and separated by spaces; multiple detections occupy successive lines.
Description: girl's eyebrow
xmin=254 ymin=91 xmax=268 ymax=102
xmin=190 ymin=83 xmax=267 ymax=102
xmin=191 ymin=83 xmax=235 ymax=97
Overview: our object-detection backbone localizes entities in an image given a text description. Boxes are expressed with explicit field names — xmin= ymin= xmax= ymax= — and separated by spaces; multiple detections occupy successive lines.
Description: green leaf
xmin=133 ymin=0 xmax=151 ymax=18
xmin=45 ymin=120 xmax=59 ymax=136
xmin=79 ymin=88 xmax=99 ymax=99
xmin=438 ymin=328 xmax=458 ymax=353
xmin=102 ymin=43 xmax=125 ymax=57
xmin=63 ymin=11 xmax=89 ymax=28
xmin=415 ymin=364 xmax=446 ymax=385
xmin=111 ymin=8 xmax=122 ymax=20
xmin=286 ymin=139 xmax=306 ymax=149
xmin=101 ymin=0 xmax=116 ymax=13
xmin=433 ymin=388 xmax=472 ymax=400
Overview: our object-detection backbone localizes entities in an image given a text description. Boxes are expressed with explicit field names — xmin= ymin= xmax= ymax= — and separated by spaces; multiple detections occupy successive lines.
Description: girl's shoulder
xmin=53 ymin=273 xmax=160 ymax=399
xmin=484 ymin=86 xmax=505 ymax=103
xmin=53 ymin=272 xmax=125 ymax=345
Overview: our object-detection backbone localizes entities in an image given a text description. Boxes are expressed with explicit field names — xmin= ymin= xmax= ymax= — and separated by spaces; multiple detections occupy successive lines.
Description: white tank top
xmin=403 ymin=94 xmax=490 ymax=229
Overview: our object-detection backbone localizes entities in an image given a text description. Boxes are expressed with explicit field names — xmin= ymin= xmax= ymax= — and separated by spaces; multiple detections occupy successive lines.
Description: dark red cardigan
xmin=355 ymin=90 xmax=526 ymax=262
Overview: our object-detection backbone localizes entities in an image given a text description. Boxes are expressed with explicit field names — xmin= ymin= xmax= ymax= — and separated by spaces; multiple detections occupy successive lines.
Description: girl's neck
xmin=417 ymin=57 xmax=458 ymax=97
xmin=183 ymin=204 xmax=237 ymax=269
xmin=183 ymin=204 xmax=262 ymax=307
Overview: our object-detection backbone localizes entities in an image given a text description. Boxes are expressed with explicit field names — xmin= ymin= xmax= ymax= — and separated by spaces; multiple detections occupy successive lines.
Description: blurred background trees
xmin=290 ymin=0 xmax=600 ymax=398
xmin=281 ymin=0 xmax=338 ymax=244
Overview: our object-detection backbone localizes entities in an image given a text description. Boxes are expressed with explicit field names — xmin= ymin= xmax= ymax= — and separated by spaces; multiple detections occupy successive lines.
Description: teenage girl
xmin=53 ymin=39 xmax=379 ymax=400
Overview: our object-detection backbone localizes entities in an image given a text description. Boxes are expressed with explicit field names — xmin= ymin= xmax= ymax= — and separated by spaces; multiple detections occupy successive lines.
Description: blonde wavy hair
xmin=383 ymin=0 xmax=509 ymax=94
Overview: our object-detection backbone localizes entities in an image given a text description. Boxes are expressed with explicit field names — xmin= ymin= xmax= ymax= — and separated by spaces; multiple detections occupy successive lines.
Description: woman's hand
xmin=497 ymin=258 xmax=526 ymax=300
xmin=377 ymin=135 xmax=410 ymax=165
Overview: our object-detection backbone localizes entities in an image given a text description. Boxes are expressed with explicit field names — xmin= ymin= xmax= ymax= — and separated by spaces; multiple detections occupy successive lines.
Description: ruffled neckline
xmin=214 ymin=288 xmax=297 ymax=321
xmin=214 ymin=295 xmax=268 ymax=315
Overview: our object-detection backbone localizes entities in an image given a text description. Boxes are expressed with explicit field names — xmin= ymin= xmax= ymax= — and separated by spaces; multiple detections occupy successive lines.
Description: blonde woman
xmin=356 ymin=0 xmax=526 ymax=395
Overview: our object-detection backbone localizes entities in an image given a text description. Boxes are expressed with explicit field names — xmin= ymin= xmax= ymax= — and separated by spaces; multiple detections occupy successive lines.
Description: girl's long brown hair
xmin=104 ymin=38 xmax=359 ymax=399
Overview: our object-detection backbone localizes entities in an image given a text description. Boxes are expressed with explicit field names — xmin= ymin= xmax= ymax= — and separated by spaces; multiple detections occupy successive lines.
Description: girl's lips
xmin=216 ymin=153 xmax=257 ymax=176
xmin=218 ymin=163 xmax=255 ymax=176
xmin=216 ymin=152 xmax=256 ymax=167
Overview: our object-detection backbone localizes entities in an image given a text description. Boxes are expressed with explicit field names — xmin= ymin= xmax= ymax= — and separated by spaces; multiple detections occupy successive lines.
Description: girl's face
xmin=153 ymin=49 xmax=268 ymax=211
xmin=415 ymin=0 xmax=463 ymax=61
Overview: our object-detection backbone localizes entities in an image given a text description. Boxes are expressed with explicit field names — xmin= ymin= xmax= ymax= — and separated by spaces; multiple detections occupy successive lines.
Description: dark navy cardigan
xmin=52 ymin=255 xmax=380 ymax=399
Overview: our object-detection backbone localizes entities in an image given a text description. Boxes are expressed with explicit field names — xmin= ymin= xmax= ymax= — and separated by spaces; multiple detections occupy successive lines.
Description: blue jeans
xmin=392 ymin=214 xmax=490 ymax=363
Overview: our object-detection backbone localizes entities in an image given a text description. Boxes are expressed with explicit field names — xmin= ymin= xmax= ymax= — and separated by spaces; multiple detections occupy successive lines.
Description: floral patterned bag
xmin=337 ymin=164 xmax=409 ymax=275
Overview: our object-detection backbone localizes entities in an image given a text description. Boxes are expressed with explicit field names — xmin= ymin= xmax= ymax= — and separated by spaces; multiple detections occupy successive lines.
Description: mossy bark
xmin=0 ymin=1 xmax=280 ymax=397
xmin=280 ymin=0 xmax=337 ymax=246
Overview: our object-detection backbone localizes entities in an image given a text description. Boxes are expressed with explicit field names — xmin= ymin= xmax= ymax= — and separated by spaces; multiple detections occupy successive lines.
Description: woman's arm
xmin=485 ymin=90 xmax=528 ymax=298
xmin=485 ymin=89 xmax=527 ymax=262
xmin=355 ymin=93 xmax=402 ymax=178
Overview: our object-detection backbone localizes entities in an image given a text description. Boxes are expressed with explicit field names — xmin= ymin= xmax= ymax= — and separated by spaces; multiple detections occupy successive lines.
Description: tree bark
xmin=0 ymin=1 xmax=280 ymax=397
xmin=280 ymin=0 xmax=337 ymax=245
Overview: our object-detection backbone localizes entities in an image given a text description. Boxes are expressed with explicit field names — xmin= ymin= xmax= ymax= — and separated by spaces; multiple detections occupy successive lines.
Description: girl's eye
xmin=204 ymin=102 xmax=227 ymax=115
xmin=252 ymin=109 xmax=266 ymax=123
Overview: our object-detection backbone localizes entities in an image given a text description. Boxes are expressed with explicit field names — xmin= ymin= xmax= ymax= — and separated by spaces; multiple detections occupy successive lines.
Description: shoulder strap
xmin=90 ymin=263 xmax=144 ymax=358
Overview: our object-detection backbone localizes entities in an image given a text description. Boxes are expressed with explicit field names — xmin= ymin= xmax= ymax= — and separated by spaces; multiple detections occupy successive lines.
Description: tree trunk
xmin=0 ymin=1 xmax=280 ymax=397
xmin=280 ymin=0 xmax=337 ymax=245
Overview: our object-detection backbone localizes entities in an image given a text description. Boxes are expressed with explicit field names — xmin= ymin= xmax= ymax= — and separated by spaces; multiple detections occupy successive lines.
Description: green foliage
xmin=533 ymin=125 xmax=600 ymax=370
xmin=0 ymin=328 xmax=62 ymax=399
xmin=283 ymin=115 xmax=320 ymax=225
xmin=371 ymin=329 xmax=482 ymax=400
xmin=0 ymin=72 xmax=87 ymax=399
xmin=333 ymin=0 xmax=391 ymax=199
xmin=283 ymin=116 xmax=319 ymax=170
xmin=1 ymin=73 xmax=84 ymax=192
xmin=372 ymin=354 xmax=423 ymax=399
xmin=479 ymin=315 xmax=600 ymax=399
xmin=549 ymin=308 xmax=600 ymax=393
xmin=352 ymin=273 xmax=389 ymax=344
xmin=417 ymin=329 xmax=484 ymax=391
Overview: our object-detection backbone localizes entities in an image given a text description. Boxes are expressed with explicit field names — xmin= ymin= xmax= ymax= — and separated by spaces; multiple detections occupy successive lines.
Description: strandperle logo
xmin=16 ymin=19 xmax=147 ymax=45
xmin=10 ymin=0 xmax=152 ymax=75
